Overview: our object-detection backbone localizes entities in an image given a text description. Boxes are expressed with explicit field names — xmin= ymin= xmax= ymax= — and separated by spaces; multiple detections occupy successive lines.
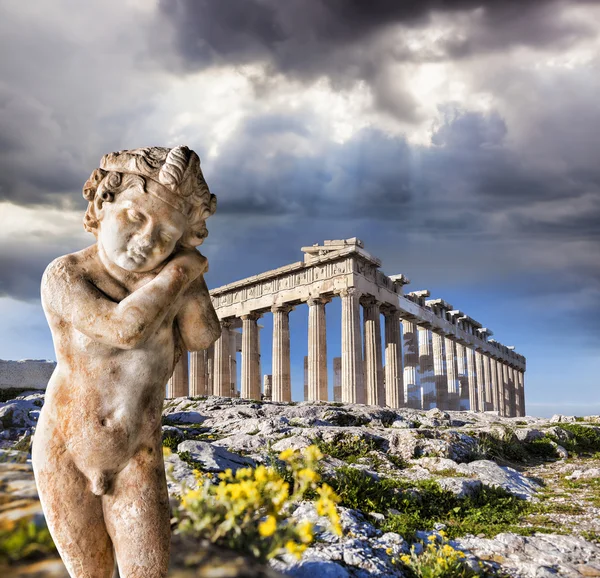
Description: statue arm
xmin=175 ymin=274 xmax=221 ymax=352
xmin=41 ymin=256 xmax=192 ymax=350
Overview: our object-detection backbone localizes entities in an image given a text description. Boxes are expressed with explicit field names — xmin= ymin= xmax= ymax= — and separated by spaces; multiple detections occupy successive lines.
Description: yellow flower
xmin=254 ymin=465 xmax=268 ymax=483
xmin=296 ymin=468 xmax=320 ymax=484
xmin=235 ymin=467 xmax=253 ymax=480
xmin=386 ymin=547 xmax=393 ymax=555
xmin=162 ymin=447 xmax=172 ymax=457
xmin=400 ymin=555 xmax=411 ymax=564
xmin=442 ymin=544 xmax=455 ymax=556
xmin=278 ymin=448 xmax=295 ymax=461
xmin=218 ymin=468 xmax=233 ymax=481
xmin=304 ymin=445 xmax=323 ymax=462
xmin=427 ymin=534 xmax=437 ymax=542
xmin=285 ymin=540 xmax=307 ymax=559
xmin=258 ymin=515 xmax=277 ymax=537
xmin=297 ymin=520 xmax=314 ymax=544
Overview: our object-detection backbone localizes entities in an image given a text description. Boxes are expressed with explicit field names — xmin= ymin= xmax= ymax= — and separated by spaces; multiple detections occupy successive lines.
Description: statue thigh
xmin=101 ymin=435 xmax=171 ymax=578
xmin=32 ymin=425 xmax=115 ymax=578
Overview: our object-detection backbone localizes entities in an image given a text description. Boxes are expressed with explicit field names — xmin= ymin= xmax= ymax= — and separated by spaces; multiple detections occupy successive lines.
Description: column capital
xmin=240 ymin=312 xmax=262 ymax=322
xmin=337 ymin=287 xmax=361 ymax=299
xmin=220 ymin=319 xmax=235 ymax=328
xmin=360 ymin=295 xmax=382 ymax=308
xmin=306 ymin=295 xmax=332 ymax=307
xmin=380 ymin=304 xmax=399 ymax=317
xmin=271 ymin=304 xmax=295 ymax=314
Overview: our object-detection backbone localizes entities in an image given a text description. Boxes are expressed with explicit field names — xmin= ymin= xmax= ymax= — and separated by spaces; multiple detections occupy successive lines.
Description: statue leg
xmin=32 ymin=423 xmax=115 ymax=578
xmin=102 ymin=431 xmax=171 ymax=578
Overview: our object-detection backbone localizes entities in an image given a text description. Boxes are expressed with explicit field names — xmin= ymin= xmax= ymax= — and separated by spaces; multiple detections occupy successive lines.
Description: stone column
xmin=518 ymin=370 xmax=526 ymax=416
xmin=444 ymin=337 xmax=460 ymax=410
xmin=263 ymin=375 xmax=272 ymax=400
xmin=432 ymin=331 xmax=448 ymax=409
xmin=362 ymin=296 xmax=384 ymax=407
xmin=271 ymin=305 xmax=293 ymax=402
xmin=501 ymin=362 xmax=510 ymax=416
xmin=483 ymin=355 xmax=493 ymax=411
xmin=508 ymin=365 xmax=521 ymax=417
xmin=303 ymin=356 xmax=308 ymax=401
xmin=213 ymin=321 xmax=232 ymax=397
xmin=465 ymin=346 xmax=478 ymax=411
xmin=206 ymin=344 xmax=214 ymax=396
xmin=490 ymin=357 xmax=500 ymax=412
xmin=418 ymin=326 xmax=435 ymax=410
xmin=456 ymin=342 xmax=469 ymax=410
xmin=383 ymin=308 xmax=403 ymax=408
xmin=307 ymin=297 xmax=330 ymax=401
xmin=166 ymin=353 xmax=189 ymax=398
xmin=241 ymin=313 xmax=261 ymax=400
xmin=333 ymin=357 xmax=342 ymax=402
xmin=189 ymin=350 xmax=207 ymax=397
xmin=340 ymin=288 xmax=364 ymax=404
xmin=401 ymin=319 xmax=420 ymax=408
xmin=475 ymin=350 xmax=485 ymax=411
xmin=229 ymin=331 xmax=238 ymax=397
xmin=496 ymin=359 xmax=506 ymax=416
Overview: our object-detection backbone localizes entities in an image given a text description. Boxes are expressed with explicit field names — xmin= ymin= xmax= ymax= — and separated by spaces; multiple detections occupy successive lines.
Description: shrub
xmin=174 ymin=445 xmax=341 ymax=562
xmin=397 ymin=534 xmax=488 ymax=578
xmin=0 ymin=518 xmax=56 ymax=564
xmin=549 ymin=424 xmax=600 ymax=455
xmin=327 ymin=467 xmax=528 ymax=540
xmin=314 ymin=434 xmax=382 ymax=463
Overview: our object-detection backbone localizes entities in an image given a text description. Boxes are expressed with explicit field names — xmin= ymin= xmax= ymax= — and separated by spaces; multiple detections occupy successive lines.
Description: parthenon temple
xmin=166 ymin=239 xmax=526 ymax=417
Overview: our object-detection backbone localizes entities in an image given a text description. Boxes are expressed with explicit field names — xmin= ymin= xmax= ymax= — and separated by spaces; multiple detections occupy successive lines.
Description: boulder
xmin=456 ymin=460 xmax=541 ymax=500
xmin=177 ymin=440 xmax=255 ymax=473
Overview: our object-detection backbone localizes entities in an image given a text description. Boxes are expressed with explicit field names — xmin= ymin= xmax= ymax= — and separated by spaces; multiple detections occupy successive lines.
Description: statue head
xmin=82 ymin=146 xmax=217 ymax=272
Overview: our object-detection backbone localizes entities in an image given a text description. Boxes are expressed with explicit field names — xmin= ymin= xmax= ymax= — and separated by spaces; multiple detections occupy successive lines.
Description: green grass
xmin=0 ymin=518 xmax=56 ymax=564
xmin=314 ymin=434 xmax=382 ymax=464
xmin=548 ymin=424 xmax=600 ymax=455
xmin=326 ymin=466 xmax=531 ymax=541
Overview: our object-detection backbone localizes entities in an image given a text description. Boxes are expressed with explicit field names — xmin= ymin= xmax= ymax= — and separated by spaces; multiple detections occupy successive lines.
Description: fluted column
xmin=189 ymin=351 xmax=207 ymax=397
xmin=383 ymin=308 xmax=403 ymax=408
xmin=490 ymin=357 xmax=500 ymax=412
xmin=432 ymin=331 xmax=447 ymax=409
xmin=340 ymin=288 xmax=364 ymax=404
xmin=465 ymin=347 xmax=478 ymax=411
xmin=241 ymin=313 xmax=261 ymax=400
xmin=502 ymin=362 xmax=510 ymax=416
xmin=418 ymin=326 xmax=435 ymax=410
xmin=303 ymin=356 xmax=309 ymax=401
xmin=229 ymin=331 xmax=238 ymax=397
xmin=333 ymin=357 xmax=342 ymax=402
xmin=206 ymin=344 xmax=214 ymax=396
xmin=362 ymin=297 xmax=384 ymax=407
xmin=444 ymin=337 xmax=460 ymax=410
xmin=509 ymin=366 xmax=518 ymax=417
xmin=166 ymin=353 xmax=189 ymax=398
xmin=475 ymin=350 xmax=485 ymax=411
xmin=272 ymin=305 xmax=293 ymax=402
xmin=402 ymin=319 xmax=420 ymax=409
xmin=496 ymin=359 xmax=506 ymax=416
xmin=307 ymin=296 xmax=330 ymax=401
xmin=483 ymin=355 xmax=493 ymax=411
xmin=456 ymin=342 xmax=469 ymax=410
xmin=518 ymin=370 xmax=526 ymax=416
xmin=214 ymin=321 xmax=232 ymax=397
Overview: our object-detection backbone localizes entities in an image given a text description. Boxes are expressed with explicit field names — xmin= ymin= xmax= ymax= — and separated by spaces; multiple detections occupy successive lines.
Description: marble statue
xmin=31 ymin=146 xmax=221 ymax=577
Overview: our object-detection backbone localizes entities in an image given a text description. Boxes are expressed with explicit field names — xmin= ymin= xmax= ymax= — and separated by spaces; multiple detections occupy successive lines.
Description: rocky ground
xmin=2 ymin=391 xmax=600 ymax=577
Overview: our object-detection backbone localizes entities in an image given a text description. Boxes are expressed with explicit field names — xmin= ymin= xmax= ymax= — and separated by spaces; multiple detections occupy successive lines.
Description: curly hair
xmin=82 ymin=147 xmax=217 ymax=247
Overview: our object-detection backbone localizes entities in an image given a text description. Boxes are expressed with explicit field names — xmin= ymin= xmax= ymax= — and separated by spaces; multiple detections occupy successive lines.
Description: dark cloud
xmin=158 ymin=0 xmax=595 ymax=77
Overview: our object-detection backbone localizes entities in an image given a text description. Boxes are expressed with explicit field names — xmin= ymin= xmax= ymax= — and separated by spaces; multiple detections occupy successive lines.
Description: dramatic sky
xmin=1 ymin=0 xmax=599 ymax=416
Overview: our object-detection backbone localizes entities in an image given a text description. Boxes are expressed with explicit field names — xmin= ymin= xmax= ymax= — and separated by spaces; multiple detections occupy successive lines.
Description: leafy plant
xmin=174 ymin=445 xmax=341 ymax=562
xmin=0 ymin=517 xmax=56 ymax=564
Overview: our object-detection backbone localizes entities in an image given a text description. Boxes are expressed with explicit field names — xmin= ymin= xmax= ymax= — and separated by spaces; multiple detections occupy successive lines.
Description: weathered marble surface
xmin=30 ymin=146 xmax=220 ymax=577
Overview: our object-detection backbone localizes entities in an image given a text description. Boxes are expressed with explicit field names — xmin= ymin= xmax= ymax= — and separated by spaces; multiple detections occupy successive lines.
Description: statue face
xmin=97 ymin=185 xmax=187 ymax=273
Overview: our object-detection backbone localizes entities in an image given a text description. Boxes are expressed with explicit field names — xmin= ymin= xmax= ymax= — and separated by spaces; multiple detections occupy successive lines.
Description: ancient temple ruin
xmin=167 ymin=239 xmax=526 ymax=417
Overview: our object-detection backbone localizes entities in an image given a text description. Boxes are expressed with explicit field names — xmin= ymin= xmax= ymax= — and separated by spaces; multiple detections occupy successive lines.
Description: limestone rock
xmin=456 ymin=460 xmax=541 ymax=500
xmin=437 ymin=477 xmax=482 ymax=498
xmin=177 ymin=440 xmax=256 ymax=473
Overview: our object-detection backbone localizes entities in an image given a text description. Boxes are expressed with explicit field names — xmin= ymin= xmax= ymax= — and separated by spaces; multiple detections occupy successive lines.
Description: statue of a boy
xmin=32 ymin=146 xmax=221 ymax=577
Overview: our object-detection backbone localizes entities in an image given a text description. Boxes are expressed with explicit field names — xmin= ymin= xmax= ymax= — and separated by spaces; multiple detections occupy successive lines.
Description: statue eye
xmin=160 ymin=231 xmax=172 ymax=243
xmin=127 ymin=209 xmax=143 ymax=222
